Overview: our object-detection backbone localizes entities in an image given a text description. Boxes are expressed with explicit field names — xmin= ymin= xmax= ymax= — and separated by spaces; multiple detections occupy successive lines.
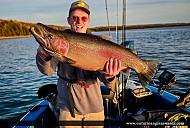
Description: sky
xmin=0 ymin=0 xmax=190 ymax=27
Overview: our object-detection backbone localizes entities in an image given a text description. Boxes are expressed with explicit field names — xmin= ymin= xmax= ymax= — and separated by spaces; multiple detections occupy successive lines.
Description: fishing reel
xmin=157 ymin=70 xmax=176 ymax=94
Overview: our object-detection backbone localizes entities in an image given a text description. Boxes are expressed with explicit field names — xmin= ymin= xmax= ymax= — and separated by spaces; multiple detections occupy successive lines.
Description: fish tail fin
xmin=138 ymin=60 xmax=161 ymax=87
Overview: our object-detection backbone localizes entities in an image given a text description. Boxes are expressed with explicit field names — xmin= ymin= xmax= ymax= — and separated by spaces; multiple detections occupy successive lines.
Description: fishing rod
xmin=121 ymin=0 xmax=127 ymax=122
xmin=105 ymin=0 xmax=111 ymax=37
xmin=116 ymin=0 xmax=119 ymax=43
xmin=122 ymin=0 xmax=127 ymax=43
xmin=104 ymin=0 xmax=128 ymax=123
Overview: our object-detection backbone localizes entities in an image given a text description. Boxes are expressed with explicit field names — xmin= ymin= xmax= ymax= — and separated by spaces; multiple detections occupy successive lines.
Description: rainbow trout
xmin=30 ymin=23 xmax=160 ymax=86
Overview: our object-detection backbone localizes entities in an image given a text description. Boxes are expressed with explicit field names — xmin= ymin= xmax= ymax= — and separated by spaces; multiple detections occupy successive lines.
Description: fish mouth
xmin=30 ymin=23 xmax=57 ymax=52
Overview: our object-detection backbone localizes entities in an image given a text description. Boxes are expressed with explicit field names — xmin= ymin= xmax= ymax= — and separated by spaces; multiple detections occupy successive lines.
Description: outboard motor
xmin=37 ymin=84 xmax=59 ymax=118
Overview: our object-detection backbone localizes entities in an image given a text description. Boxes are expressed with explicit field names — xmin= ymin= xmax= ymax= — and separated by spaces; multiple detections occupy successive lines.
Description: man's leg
xmin=83 ymin=110 xmax=104 ymax=128
xmin=59 ymin=109 xmax=84 ymax=128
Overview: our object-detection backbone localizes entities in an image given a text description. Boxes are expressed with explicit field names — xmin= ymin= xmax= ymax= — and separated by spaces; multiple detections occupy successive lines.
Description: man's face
xmin=67 ymin=9 xmax=90 ymax=33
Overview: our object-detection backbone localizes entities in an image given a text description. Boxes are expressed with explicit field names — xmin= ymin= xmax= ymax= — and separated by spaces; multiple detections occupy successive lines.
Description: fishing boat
xmin=11 ymin=0 xmax=190 ymax=127
xmin=12 ymin=67 xmax=190 ymax=128
xmin=11 ymin=31 xmax=190 ymax=128
xmin=12 ymin=25 xmax=190 ymax=128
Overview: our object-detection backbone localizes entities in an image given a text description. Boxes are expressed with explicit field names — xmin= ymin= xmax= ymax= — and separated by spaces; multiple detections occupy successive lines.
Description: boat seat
xmin=123 ymin=80 xmax=152 ymax=98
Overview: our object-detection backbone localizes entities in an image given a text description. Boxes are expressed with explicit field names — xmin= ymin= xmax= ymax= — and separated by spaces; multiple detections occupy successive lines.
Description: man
xmin=36 ymin=1 xmax=121 ymax=127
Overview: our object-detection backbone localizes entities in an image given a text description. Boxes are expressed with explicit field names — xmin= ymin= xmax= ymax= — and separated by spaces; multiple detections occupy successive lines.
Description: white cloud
xmin=0 ymin=0 xmax=190 ymax=26
xmin=127 ymin=2 xmax=190 ymax=25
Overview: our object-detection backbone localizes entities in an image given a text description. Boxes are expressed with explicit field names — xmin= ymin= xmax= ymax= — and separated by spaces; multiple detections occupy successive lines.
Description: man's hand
xmin=103 ymin=58 xmax=121 ymax=80
xmin=37 ymin=46 xmax=52 ymax=61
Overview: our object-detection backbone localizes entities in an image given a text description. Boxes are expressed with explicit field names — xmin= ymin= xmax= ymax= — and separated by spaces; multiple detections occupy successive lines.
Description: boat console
xmin=115 ymin=70 xmax=190 ymax=126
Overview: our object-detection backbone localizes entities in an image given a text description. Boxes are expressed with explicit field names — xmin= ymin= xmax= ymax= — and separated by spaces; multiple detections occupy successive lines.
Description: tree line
xmin=0 ymin=19 xmax=33 ymax=37
xmin=0 ymin=19 xmax=190 ymax=38
xmin=0 ymin=19 xmax=68 ymax=38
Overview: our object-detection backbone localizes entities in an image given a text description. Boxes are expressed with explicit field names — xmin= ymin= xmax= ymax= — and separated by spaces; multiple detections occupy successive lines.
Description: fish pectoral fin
xmin=62 ymin=56 xmax=76 ymax=64
xmin=120 ymin=67 xmax=131 ymax=76
xmin=44 ymin=48 xmax=76 ymax=64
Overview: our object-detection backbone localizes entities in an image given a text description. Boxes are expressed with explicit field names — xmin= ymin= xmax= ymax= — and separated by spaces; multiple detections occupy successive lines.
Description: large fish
xmin=30 ymin=23 xmax=160 ymax=86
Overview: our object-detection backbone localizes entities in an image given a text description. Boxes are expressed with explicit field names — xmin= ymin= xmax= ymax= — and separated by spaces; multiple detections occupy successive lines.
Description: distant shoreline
xmin=1 ymin=22 xmax=190 ymax=39
xmin=89 ymin=23 xmax=190 ymax=32
xmin=0 ymin=35 xmax=32 ymax=39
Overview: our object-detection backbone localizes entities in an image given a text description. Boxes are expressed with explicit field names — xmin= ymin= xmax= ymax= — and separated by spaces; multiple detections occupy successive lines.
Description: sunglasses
xmin=72 ymin=16 xmax=88 ymax=22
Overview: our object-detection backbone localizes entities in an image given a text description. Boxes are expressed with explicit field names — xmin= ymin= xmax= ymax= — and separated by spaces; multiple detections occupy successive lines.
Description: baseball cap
xmin=69 ymin=1 xmax=90 ymax=14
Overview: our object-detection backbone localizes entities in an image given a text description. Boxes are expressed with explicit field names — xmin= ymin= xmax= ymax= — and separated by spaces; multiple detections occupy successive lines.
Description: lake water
xmin=0 ymin=26 xmax=190 ymax=122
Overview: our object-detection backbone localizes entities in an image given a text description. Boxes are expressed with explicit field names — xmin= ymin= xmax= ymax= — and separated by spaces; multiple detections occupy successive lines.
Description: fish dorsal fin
xmin=128 ymin=49 xmax=137 ymax=55
xmin=99 ymin=35 xmax=112 ymax=40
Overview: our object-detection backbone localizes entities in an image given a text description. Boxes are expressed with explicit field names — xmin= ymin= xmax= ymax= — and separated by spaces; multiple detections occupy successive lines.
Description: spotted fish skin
xmin=30 ymin=23 xmax=160 ymax=86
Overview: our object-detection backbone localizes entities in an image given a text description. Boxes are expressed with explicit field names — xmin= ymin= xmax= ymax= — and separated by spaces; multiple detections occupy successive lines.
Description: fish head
xmin=30 ymin=23 xmax=69 ymax=58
